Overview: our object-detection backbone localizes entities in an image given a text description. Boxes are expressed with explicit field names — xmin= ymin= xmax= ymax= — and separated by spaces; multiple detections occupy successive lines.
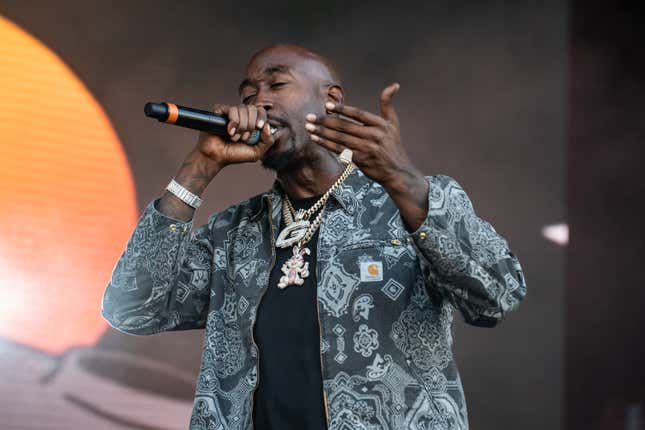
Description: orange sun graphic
xmin=0 ymin=16 xmax=138 ymax=354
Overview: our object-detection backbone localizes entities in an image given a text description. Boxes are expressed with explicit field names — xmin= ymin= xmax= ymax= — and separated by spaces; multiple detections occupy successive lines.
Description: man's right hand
xmin=195 ymin=103 xmax=276 ymax=169
xmin=157 ymin=104 xmax=275 ymax=222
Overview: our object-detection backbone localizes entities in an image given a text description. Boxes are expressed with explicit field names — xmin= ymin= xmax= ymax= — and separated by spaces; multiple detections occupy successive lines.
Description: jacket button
xmin=391 ymin=239 xmax=402 ymax=246
xmin=419 ymin=231 xmax=427 ymax=240
xmin=169 ymin=224 xmax=177 ymax=232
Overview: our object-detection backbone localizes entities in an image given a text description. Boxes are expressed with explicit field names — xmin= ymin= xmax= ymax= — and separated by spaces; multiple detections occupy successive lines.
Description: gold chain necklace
xmin=275 ymin=161 xmax=354 ymax=248
xmin=276 ymin=161 xmax=355 ymax=289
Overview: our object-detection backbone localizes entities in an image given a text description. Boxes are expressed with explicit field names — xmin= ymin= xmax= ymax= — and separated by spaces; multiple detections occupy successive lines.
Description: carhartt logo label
xmin=360 ymin=261 xmax=383 ymax=282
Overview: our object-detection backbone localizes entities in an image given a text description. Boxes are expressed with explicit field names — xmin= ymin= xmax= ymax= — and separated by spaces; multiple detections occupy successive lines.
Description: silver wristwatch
xmin=165 ymin=178 xmax=203 ymax=208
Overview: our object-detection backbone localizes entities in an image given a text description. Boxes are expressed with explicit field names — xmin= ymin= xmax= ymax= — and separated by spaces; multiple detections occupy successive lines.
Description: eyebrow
xmin=238 ymin=65 xmax=291 ymax=95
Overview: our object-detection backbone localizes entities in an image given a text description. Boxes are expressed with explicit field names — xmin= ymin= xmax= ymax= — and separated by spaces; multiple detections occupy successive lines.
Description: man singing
xmin=101 ymin=43 xmax=527 ymax=430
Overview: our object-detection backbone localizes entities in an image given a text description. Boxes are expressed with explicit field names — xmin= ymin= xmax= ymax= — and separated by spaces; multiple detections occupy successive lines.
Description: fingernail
xmin=325 ymin=102 xmax=335 ymax=110
xmin=305 ymin=113 xmax=316 ymax=122
xmin=305 ymin=123 xmax=316 ymax=132
xmin=257 ymin=120 xmax=265 ymax=128
xmin=310 ymin=134 xmax=319 ymax=141
xmin=230 ymin=127 xmax=236 ymax=135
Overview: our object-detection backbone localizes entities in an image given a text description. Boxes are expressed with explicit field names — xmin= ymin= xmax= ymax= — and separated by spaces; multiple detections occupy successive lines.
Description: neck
xmin=276 ymin=151 xmax=346 ymax=200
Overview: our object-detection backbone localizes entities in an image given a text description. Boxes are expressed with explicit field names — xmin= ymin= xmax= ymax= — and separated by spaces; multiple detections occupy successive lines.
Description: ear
xmin=326 ymin=83 xmax=344 ymax=104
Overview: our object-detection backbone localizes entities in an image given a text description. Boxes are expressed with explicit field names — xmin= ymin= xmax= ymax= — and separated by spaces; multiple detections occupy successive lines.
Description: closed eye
xmin=241 ymin=82 xmax=286 ymax=103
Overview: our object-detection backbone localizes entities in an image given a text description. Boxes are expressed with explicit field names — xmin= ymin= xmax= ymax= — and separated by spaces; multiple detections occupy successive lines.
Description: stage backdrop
xmin=0 ymin=1 xmax=566 ymax=429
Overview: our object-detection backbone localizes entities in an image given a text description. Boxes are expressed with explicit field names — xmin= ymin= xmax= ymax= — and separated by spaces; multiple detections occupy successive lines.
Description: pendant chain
xmin=282 ymin=162 xmax=354 ymax=247
xmin=275 ymin=162 xmax=355 ymax=289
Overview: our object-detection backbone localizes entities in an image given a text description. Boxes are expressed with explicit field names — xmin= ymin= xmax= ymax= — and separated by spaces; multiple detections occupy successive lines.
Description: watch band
xmin=165 ymin=178 xmax=203 ymax=208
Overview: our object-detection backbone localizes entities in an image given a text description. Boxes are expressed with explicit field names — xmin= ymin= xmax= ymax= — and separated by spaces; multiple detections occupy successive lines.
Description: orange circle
xmin=0 ymin=17 xmax=138 ymax=354
xmin=367 ymin=263 xmax=380 ymax=276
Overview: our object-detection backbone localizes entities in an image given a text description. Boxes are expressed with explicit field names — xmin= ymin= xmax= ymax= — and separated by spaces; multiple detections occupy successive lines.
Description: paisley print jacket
xmin=101 ymin=167 xmax=527 ymax=430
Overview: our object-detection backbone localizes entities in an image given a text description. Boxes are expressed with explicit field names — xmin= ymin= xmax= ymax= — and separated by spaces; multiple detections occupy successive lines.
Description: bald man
xmin=101 ymin=44 xmax=527 ymax=430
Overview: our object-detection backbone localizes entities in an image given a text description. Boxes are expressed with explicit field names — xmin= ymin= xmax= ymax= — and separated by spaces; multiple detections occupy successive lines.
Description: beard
xmin=259 ymin=128 xmax=307 ymax=172
xmin=260 ymin=144 xmax=296 ymax=172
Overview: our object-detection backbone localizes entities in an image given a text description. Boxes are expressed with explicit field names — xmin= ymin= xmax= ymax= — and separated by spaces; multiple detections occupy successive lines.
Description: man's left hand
xmin=305 ymin=83 xmax=414 ymax=189
xmin=304 ymin=83 xmax=430 ymax=231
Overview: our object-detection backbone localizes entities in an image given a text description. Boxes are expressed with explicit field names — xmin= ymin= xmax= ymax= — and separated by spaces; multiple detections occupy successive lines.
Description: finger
xmin=240 ymin=122 xmax=274 ymax=161
xmin=238 ymin=105 xmax=249 ymax=133
xmin=246 ymin=105 xmax=258 ymax=132
xmin=309 ymin=133 xmax=346 ymax=155
xmin=211 ymin=103 xmax=228 ymax=116
xmin=256 ymin=106 xmax=267 ymax=129
xmin=379 ymin=82 xmax=400 ymax=125
xmin=306 ymin=122 xmax=367 ymax=151
xmin=228 ymin=106 xmax=239 ymax=136
xmin=306 ymin=113 xmax=379 ymax=140
xmin=256 ymin=122 xmax=275 ymax=151
xmin=324 ymin=101 xmax=386 ymax=127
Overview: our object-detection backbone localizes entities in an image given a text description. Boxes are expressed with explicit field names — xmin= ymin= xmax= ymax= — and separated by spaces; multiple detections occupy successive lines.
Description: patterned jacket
xmin=101 ymin=166 xmax=527 ymax=430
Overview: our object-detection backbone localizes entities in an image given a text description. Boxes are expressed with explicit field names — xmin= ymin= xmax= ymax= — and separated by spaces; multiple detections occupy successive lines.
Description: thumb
xmin=379 ymin=82 xmax=400 ymax=125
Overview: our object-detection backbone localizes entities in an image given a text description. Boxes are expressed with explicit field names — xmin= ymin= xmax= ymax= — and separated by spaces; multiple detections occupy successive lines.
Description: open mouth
xmin=269 ymin=127 xmax=288 ymax=145
xmin=267 ymin=117 xmax=287 ymax=136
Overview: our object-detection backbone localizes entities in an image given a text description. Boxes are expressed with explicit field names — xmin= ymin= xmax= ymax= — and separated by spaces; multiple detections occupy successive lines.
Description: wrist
xmin=174 ymin=151 xmax=222 ymax=196
xmin=383 ymin=164 xmax=424 ymax=196
xmin=188 ymin=149 xmax=223 ymax=178
xmin=383 ymin=167 xmax=429 ymax=233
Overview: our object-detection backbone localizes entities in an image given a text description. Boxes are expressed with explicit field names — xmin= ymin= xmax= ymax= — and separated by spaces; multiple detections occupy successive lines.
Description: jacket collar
xmin=250 ymin=164 xmax=366 ymax=221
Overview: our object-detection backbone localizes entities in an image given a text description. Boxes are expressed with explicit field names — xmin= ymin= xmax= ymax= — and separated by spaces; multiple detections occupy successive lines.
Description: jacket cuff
xmin=405 ymin=175 xmax=449 ymax=261
xmin=403 ymin=175 xmax=479 ymax=278
xmin=149 ymin=197 xmax=194 ymax=234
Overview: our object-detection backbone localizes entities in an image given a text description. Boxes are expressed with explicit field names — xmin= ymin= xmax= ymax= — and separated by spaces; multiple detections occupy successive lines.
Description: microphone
xmin=144 ymin=102 xmax=264 ymax=145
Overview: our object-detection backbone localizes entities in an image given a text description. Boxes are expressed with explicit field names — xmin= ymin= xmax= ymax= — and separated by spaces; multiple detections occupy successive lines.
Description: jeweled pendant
xmin=276 ymin=219 xmax=310 ymax=248
xmin=294 ymin=209 xmax=306 ymax=221
xmin=277 ymin=245 xmax=311 ymax=289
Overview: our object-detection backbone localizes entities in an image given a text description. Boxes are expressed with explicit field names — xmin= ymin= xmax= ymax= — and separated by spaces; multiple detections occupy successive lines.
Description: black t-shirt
xmin=252 ymin=194 xmax=327 ymax=430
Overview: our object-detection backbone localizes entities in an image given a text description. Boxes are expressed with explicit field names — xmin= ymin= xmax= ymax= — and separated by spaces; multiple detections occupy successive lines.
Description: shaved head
xmin=246 ymin=43 xmax=341 ymax=88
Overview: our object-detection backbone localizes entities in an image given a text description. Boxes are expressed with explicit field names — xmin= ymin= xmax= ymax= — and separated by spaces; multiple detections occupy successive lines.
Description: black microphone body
xmin=144 ymin=102 xmax=261 ymax=145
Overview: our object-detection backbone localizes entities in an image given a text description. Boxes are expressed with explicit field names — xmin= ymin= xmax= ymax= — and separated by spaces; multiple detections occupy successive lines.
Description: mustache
xmin=267 ymin=115 xmax=288 ymax=127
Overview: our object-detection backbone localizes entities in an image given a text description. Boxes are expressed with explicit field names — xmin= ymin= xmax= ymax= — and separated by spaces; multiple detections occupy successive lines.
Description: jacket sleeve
xmin=101 ymin=198 xmax=214 ymax=335
xmin=406 ymin=174 xmax=527 ymax=327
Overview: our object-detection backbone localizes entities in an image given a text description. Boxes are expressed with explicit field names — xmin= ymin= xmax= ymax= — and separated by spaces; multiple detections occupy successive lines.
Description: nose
xmin=254 ymin=99 xmax=272 ymax=112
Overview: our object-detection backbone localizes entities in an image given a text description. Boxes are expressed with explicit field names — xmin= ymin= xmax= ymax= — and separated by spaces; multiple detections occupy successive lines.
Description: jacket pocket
xmin=335 ymin=239 xmax=417 ymax=292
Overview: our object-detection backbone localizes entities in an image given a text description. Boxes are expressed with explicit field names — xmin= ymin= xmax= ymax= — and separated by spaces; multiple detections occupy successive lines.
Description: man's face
xmin=239 ymin=48 xmax=329 ymax=171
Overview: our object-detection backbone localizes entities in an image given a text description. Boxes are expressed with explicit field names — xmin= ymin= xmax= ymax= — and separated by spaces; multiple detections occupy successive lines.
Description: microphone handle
xmin=144 ymin=102 xmax=260 ymax=145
